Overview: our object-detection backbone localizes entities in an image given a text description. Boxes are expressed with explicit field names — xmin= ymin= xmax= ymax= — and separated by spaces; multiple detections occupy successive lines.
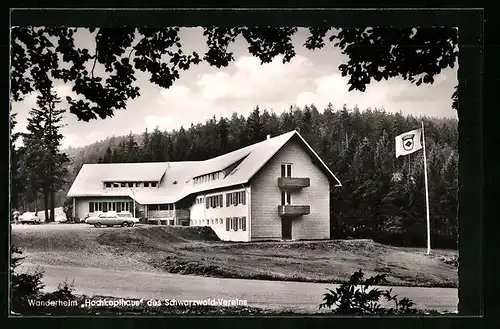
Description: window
xmin=241 ymin=217 xmax=246 ymax=231
xmin=121 ymin=182 xmax=126 ymax=187
xmin=233 ymin=217 xmax=239 ymax=231
xmin=215 ymin=218 xmax=218 ymax=224
xmin=242 ymin=191 xmax=246 ymax=205
xmin=151 ymin=182 xmax=157 ymax=187
xmin=281 ymin=191 xmax=291 ymax=205
xmin=226 ymin=193 xmax=231 ymax=207
xmin=226 ymin=218 xmax=230 ymax=231
xmin=113 ymin=183 xmax=120 ymax=188
xmin=105 ymin=182 xmax=112 ymax=188
xmin=281 ymin=163 xmax=292 ymax=177
xmin=89 ymin=202 xmax=94 ymax=212
xmin=117 ymin=202 xmax=122 ymax=212
xmin=97 ymin=202 xmax=102 ymax=211
xmin=144 ymin=182 xmax=150 ymax=187
xmin=211 ymin=219 xmax=214 ymax=225
xmin=220 ymin=218 xmax=224 ymax=225
xmin=135 ymin=182 xmax=140 ymax=187
xmin=128 ymin=182 xmax=133 ymax=187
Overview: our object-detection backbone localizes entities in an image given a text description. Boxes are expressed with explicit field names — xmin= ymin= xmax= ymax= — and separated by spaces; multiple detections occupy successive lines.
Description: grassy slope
xmin=11 ymin=225 xmax=458 ymax=288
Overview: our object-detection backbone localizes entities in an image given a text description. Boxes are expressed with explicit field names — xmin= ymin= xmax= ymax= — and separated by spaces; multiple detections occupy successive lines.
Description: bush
xmin=10 ymin=246 xmax=45 ymax=313
xmin=319 ymin=269 xmax=418 ymax=315
xmin=42 ymin=281 xmax=77 ymax=301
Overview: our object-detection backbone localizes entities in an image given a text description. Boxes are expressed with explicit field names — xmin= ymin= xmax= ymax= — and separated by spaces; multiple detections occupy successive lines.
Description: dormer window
xmin=144 ymin=182 xmax=150 ymax=187
xmin=104 ymin=182 xmax=112 ymax=188
xmin=120 ymin=182 xmax=126 ymax=187
xmin=151 ymin=182 xmax=157 ymax=187
xmin=113 ymin=183 xmax=120 ymax=188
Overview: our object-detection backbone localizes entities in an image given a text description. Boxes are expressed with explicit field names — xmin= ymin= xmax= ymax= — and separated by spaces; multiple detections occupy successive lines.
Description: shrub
xmin=10 ymin=246 xmax=45 ymax=313
xmin=42 ymin=280 xmax=77 ymax=301
xmin=319 ymin=269 xmax=418 ymax=315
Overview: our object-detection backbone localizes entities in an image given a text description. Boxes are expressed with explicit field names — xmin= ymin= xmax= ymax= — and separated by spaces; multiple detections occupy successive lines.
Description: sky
xmin=11 ymin=27 xmax=458 ymax=149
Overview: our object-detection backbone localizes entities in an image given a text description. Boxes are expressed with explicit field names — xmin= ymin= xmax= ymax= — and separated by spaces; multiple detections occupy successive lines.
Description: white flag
xmin=395 ymin=128 xmax=423 ymax=158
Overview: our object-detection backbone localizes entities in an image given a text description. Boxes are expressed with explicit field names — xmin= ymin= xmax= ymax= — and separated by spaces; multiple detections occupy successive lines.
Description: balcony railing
xmin=278 ymin=205 xmax=310 ymax=217
xmin=278 ymin=177 xmax=310 ymax=189
xmin=148 ymin=209 xmax=190 ymax=219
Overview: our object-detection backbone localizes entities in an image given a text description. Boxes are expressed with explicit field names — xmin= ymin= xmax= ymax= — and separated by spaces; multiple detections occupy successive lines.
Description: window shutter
xmin=242 ymin=192 xmax=246 ymax=205
xmin=226 ymin=218 xmax=230 ymax=231
xmin=242 ymin=217 xmax=246 ymax=231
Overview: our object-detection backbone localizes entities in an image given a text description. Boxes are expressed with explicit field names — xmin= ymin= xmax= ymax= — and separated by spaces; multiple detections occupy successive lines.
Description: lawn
xmin=11 ymin=224 xmax=458 ymax=288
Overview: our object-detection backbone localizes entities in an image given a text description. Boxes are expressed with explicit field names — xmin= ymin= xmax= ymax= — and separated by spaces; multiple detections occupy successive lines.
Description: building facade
xmin=67 ymin=130 xmax=342 ymax=242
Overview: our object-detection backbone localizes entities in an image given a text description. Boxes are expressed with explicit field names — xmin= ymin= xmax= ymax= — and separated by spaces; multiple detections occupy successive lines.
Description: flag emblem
xmin=395 ymin=128 xmax=423 ymax=158
xmin=402 ymin=134 xmax=415 ymax=151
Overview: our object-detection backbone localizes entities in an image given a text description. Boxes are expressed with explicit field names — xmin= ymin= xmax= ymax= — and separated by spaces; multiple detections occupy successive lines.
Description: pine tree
xmin=10 ymin=113 xmax=23 ymax=212
xmin=149 ymin=127 xmax=164 ymax=161
xmin=19 ymin=90 xmax=69 ymax=222
xmin=125 ymin=132 xmax=139 ymax=162
xmin=247 ymin=106 xmax=265 ymax=144
xmin=103 ymin=147 xmax=113 ymax=163
xmin=139 ymin=128 xmax=151 ymax=161
xmin=110 ymin=148 xmax=119 ymax=163
xmin=216 ymin=117 xmax=229 ymax=154
xmin=172 ymin=126 xmax=189 ymax=161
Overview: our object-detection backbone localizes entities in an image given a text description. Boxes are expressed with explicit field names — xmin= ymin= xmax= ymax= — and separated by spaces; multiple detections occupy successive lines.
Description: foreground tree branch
xmin=10 ymin=26 xmax=459 ymax=121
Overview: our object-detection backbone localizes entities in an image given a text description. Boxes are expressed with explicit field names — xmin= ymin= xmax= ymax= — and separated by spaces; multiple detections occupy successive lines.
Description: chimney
xmin=266 ymin=134 xmax=271 ymax=140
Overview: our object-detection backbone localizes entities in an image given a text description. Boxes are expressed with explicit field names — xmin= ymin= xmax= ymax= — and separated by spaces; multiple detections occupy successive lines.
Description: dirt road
xmin=19 ymin=262 xmax=458 ymax=313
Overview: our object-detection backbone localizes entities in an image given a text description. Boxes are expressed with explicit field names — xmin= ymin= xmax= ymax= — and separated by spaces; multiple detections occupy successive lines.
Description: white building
xmin=67 ymin=130 xmax=342 ymax=241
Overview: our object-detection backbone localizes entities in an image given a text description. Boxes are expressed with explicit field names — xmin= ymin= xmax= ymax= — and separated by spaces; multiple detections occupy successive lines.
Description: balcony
xmin=278 ymin=205 xmax=310 ymax=217
xmin=148 ymin=209 xmax=190 ymax=220
xmin=278 ymin=177 xmax=310 ymax=189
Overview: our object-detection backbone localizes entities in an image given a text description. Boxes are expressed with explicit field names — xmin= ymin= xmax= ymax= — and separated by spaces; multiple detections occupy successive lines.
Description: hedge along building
xmin=66 ymin=130 xmax=342 ymax=242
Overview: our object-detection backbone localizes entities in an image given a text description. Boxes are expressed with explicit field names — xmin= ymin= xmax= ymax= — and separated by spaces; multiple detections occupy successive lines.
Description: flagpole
xmin=421 ymin=121 xmax=431 ymax=255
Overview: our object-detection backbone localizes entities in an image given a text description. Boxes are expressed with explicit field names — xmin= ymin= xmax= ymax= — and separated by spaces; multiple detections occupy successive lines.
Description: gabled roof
xmin=67 ymin=130 xmax=342 ymax=204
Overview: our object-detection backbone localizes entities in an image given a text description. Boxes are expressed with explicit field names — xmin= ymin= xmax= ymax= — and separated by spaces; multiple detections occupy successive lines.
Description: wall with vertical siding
xmin=250 ymin=139 xmax=330 ymax=241
xmin=189 ymin=187 xmax=251 ymax=242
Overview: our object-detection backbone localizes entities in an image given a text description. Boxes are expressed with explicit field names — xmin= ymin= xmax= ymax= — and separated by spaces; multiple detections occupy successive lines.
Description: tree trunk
xmin=49 ymin=190 xmax=55 ymax=222
xmin=43 ymin=188 xmax=50 ymax=222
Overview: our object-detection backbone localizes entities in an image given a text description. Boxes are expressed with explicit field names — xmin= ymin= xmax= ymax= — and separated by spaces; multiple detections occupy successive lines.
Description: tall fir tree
xmin=19 ymin=91 xmax=69 ymax=221
xmin=10 ymin=113 xmax=23 ymax=212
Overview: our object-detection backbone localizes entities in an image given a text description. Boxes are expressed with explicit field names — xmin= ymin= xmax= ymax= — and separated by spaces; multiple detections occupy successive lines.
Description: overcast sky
xmin=11 ymin=27 xmax=458 ymax=149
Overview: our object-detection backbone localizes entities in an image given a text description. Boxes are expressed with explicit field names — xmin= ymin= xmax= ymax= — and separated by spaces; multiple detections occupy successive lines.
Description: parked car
xmin=85 ymin=211 xmax=139 ymax=228
xmin=19 ymin=212 xmax=42 ymax=225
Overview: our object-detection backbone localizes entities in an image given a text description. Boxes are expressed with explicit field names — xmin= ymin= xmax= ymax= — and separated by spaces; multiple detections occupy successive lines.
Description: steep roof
xmin=67 ymin=130 xmax=342 ymax=204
